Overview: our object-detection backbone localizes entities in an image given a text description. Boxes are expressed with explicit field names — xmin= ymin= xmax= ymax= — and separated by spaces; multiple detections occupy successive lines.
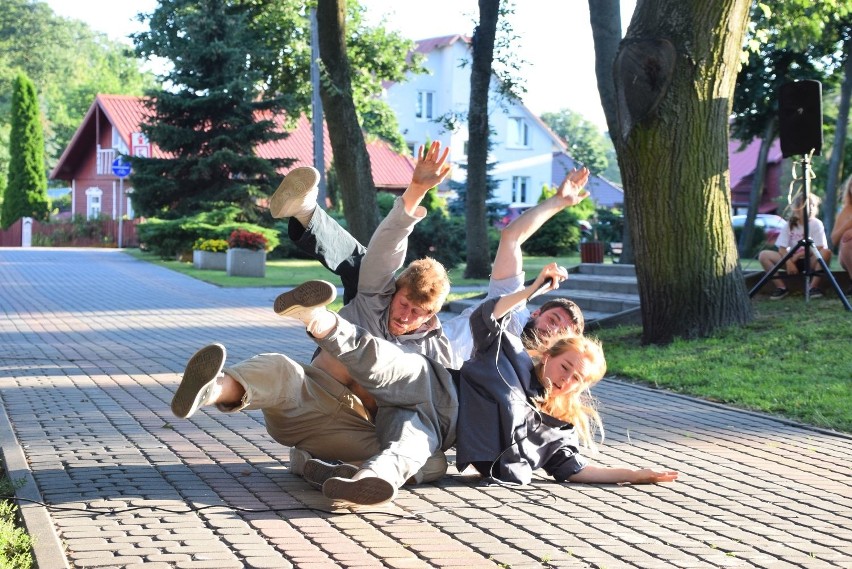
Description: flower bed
xmin=226 ymin=230 xmax=267 ymax=277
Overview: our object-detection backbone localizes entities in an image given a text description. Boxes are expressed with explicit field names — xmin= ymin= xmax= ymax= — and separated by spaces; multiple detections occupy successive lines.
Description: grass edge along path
xmin=0 ymin=471 xmax=33 ymax=569
xmin=595 ymin=298 xmax=851 ymax=433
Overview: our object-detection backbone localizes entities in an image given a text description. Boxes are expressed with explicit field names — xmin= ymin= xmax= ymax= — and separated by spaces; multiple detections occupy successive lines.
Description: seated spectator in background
xmin=758 ymin=192 xmax=832 ymax=299
xmin=830 ymin=176 xmax=852 ymax=296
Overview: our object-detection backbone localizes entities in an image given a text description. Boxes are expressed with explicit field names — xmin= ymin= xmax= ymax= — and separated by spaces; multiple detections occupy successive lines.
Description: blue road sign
xmin=111 ymin=157 xmax=131 ymax=178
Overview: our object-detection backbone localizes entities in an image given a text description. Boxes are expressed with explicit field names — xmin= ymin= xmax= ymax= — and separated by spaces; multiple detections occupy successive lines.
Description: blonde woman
xmin=269 ymin=265 xmax=677 ymax=506
xmin=758 ymin=192 xmax=832 ymax=298
xmin=831 ymin=176 xmax=852 ymax=296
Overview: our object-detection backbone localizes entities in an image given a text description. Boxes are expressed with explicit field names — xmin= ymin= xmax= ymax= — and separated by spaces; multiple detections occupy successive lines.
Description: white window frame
xmin=507 ymin=117 xmax=530 ymax=148
xmin=85 ymin=187 xmax=103 ymax=220
xmin=416 ymin=91 xmax=434 ymax=121
xmin=512 ymin=176 xmax=530 ymax=203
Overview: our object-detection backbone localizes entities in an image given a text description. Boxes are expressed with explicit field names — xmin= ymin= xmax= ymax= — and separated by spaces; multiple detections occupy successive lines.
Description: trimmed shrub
xmin=407 ymin=213 xmax=468 ymax=271
xmin=138 ymin=211 xmax=279 ymax=259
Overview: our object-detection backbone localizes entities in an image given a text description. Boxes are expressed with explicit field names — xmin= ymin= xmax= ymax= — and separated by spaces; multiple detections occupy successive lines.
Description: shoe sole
xmin=171 ymin=344 xmax=226 ymax=418
xmin=303 ymin=460 xmax=358 ymax=490
xmin=274 ymin=280 xmax=336 ymax=316
xmin=289 ymin=447 xmax=313 ymax=476
xmin=269 ymin=166 xmax=320 ymax=218
xmin=322 ymin=476 xmax=396 ymax=505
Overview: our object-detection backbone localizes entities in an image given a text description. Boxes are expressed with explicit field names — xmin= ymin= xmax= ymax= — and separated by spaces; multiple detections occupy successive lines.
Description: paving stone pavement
xmin=0 ymin=247 xmax=850 ymax=569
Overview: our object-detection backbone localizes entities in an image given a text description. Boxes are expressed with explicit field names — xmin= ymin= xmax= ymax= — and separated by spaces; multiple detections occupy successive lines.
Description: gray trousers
xmin=313 ymin=316 xmax=459 ymax=488
xmin=288 ymin=208 xmax=364 ymax=304
xmin=224 ymin=352 xmax=449 ymax=483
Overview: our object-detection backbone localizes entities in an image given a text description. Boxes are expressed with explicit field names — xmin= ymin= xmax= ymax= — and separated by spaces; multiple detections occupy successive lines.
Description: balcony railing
xmin=96 ymin=148 xmax=116 ymax=176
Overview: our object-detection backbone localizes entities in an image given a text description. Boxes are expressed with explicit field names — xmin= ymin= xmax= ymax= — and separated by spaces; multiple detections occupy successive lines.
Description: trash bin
xmin=580 ymin=241 xmax=605 ymax=264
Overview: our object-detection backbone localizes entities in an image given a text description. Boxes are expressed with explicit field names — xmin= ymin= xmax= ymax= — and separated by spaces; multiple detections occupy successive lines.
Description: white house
xmin=384 ymin=35 xmax=569 ymax=208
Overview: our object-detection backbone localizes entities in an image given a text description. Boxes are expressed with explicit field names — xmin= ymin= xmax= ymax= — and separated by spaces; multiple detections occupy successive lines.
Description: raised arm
xmin=492 ymin=263 xmax=568 ymax=320
xmin=357 ymin=142 xmax=451 ymax=295
xmin=568 ymin=464 xmax=679 ymax=485
xmin=491 ymin=167 xmax=590 ymax=281
xmin=401 ymin=141 xmax=451 ymax=216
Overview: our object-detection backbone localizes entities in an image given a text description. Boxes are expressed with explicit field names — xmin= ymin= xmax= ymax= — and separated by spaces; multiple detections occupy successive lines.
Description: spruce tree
xmin=1 ymin=72 xmax=48 ymax=229
xmin=129 ymin=0 xmax=290 ymax=220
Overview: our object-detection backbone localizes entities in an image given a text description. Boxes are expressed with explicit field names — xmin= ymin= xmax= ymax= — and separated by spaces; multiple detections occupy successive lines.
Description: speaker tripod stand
xmin=749 ymin=154 xmax=852 ymax=311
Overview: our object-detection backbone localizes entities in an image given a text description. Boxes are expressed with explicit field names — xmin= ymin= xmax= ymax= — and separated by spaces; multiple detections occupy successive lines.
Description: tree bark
xmin=824 ymin=39 xmax=852 ymax=243
xmin=588 ymin=0 xmax=622 ymax=142
xmin=738 ymin=120 xmax=777 ymax=256
xmin=316 ymin=0 xmax=379 ymax=245
xmin=588 ymin=0 xmax=636 ymax=263
xmin=614 ymin=0 xmax=753 ymax=345
xmin=463 ymin=0 xmax=500 ymax=279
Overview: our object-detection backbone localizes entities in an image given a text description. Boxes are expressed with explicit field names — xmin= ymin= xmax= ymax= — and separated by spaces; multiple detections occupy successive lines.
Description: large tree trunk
xmin=463 ymin=0 xmax=499 ymax=279
xmin=824 ymin=39 xmax=852 ymax=243
xmin=588 ymin=0 xmax=622 ymax=142
xmin=614 ymin=0 xmax=753 ymax=345
xmin=738 ymin=120 xmax=777 ymax=256
xmin=316 ymin=0 xmax=379 ymax=244
xmin=588 ymin=0 xmax=635 ymax=263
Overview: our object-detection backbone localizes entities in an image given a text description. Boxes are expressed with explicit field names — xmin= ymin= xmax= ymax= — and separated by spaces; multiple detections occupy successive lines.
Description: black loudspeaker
xmin=778 ymin=80 xmax=823 ymax=158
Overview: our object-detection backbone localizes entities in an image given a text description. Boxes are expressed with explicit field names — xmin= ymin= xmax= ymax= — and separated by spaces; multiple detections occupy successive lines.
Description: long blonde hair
xmin=786 ymin=192 xmax=821 ymax=230
xmin=530 ymin=335 xmax=606 ymax=451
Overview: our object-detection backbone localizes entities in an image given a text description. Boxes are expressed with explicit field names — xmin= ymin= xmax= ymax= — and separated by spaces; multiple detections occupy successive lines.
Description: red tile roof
xmin=256 ymin=115 xmax=415 ymax=189
xmin=52 ymin=95 xmax=415 ymax=189
xmin=414 ymin=34 xmax=471 ymax=54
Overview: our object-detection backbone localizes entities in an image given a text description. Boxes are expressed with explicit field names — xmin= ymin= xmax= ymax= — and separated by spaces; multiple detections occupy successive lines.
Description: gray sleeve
xmin=357 ymin=197 xmax=423 ymax=296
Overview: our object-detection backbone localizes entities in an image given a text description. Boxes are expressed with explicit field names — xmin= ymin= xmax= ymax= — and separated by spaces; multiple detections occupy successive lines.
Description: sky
xmin=45 ymin=0 xmax=637 ymax=130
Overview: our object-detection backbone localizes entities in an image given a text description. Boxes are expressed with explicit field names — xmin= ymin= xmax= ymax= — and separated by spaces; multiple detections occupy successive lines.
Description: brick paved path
xmin=0 ymin=248 xmax=849 ymax=569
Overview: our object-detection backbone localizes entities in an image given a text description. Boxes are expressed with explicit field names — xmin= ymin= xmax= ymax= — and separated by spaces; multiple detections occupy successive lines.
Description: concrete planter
xmin=193 ymin=250 xmax=227 ymax=271
xmin=226 ymin=248 xmax=266 ymax=278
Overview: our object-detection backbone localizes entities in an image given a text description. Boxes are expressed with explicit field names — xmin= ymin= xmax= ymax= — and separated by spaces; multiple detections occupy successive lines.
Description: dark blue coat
xmin=455 ymin=298 xmax=588 ymax=485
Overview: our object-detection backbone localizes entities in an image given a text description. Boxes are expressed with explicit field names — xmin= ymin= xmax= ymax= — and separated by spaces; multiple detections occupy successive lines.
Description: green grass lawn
xmin=595 ymin=297 xmax=852 ymax=433
xmin=124 ymin=249 xmax=347 ymax=288
xmin=124 ymin=249 xmax=591 ymax=289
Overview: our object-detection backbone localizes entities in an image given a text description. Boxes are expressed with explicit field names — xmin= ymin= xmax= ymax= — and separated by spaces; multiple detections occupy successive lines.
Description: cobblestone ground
xmin=0 ymin=248 xmax=849 ymax=569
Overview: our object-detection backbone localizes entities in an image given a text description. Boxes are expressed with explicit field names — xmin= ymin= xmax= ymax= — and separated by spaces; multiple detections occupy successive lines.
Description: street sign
xmin=111 ymin=157 xmax=131 ymax=178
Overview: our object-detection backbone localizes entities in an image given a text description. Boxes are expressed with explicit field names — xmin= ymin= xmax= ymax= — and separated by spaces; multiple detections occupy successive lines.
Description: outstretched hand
xmin=620 ymin=469 xmax=680 ymax=485
xmin=411 ymin=141 xmax=451 ymax=191
xmin=555 ymin=167 xmax=591 ymax=206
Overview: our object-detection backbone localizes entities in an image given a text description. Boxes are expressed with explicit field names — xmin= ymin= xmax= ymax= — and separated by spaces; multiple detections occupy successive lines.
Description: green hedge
xmin=137 ymin=208 xmax=280 ymax=259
